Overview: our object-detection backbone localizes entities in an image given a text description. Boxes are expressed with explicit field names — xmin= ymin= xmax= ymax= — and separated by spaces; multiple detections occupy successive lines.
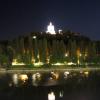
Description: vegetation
xmin=0 ymin=31 xmax=100 ymax=69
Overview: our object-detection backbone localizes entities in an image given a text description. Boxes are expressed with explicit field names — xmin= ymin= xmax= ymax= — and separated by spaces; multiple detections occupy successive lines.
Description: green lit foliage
xmin=58 ymin=40 xmax=66 ymax=62
xmin=7 ymin=32 xmax=100 ymax=67
xmin=41 ymin=38 xmax=47 ymax=63
xmin=50 ymin=40 xmax=58 ymax=63
xmin=38 ymin=38 xmax=47 ymax=63
xmin=0 ymin=46 xmax=8 ymax=67
xmin=87 ymin=42 xmax=97 ymax=64
xmin=6 ymin=46 xmax=14 ymax=66
xmin=0 ymin=54 xmax=8 ymax=67
xmin=23 ymin=52 xmax=32 ymax=64
xmin=19 ymin=37 xmax=24 ymax=55
xmin=50 ymin=40 xmax=66 ymax=63
xmin=33 ymin=37 xmax=38 ymax=62
xmin=88 ymin=42 xmax=96 ymax=57
xmin=68 ymin=39 xmax=77 ymax=63
xmin=28 ymin=35 xmax=33 ymax=63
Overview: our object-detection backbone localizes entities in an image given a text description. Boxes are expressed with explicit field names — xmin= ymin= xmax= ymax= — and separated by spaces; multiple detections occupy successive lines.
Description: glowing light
xmin=33 ymin=36 xmax=36 ymax=39
xmin=35 ymin=73 xmax=41 ymax=79
xmin=64 ymin=71 xmax=70 ymax=75
xmin=59 ymin=91 xmax=64 ymax=98
xmin=48 ymin=92 xmax=55 ymax=100
xmin=85 ymin=53 xmax=87 ymax=57
xmin=52 ymin=62 xmax=65 ymax=65
xmin=34 ymin=62 xmax=44 ymax=66
xmin=19 ymin=74 xmax=28 ymax=82
xmin=65 ymin=53 xmax=68 ymax=57
xmin=32 ymin=73 xmax=41 ymax=86
xmin=67 ymin=62 xmax=76 ymax=65
xmin=51 ymin=71 xmax=59 ymax=80
xmin=32 ymin=73 xmax=41 ymax=80
xmin=12 ymin=74 xmax=18 ymax=85
xmin=84 ymin=71 xmax=89 ymax=76
xmin=64 ymin=71 xmax=70 ymax=79
xmin=47 ymin=58 xmax=50 ymax=63
xmin=46 ymin=22 xmax=56 ymax=34
xmin=58 ymin=29 xmax=62 ymax=34
xmin=77 ymin=59 xmax=80 ymax=65
xmin=80 ymin=53 xmax=82 ymax=56
xmin=12 ymin=59 xmax=25 ymax=65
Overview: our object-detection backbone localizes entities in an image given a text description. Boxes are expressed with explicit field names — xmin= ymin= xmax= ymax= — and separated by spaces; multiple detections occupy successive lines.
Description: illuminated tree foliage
xmin=33 ymin=37 xmax=38 ymax=63
xmin=1 ymin=31 xmax=100 ymax=67
xmin=38 ymin=38 xmax=48 ymax=63
xmin=50 ymin=40 xmax=57 ymax=63
xmin=68 ymin=39 xmax=77 ymax=63
xmin=58 ymin=40 xmax=66 ymax=62
xmin=87 ymin=42 xmax=97 ymax=64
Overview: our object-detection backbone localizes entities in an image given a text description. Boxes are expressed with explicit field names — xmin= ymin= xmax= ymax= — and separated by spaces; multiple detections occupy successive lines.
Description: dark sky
xmin=0 ymin=0 xmax=100 ymax=40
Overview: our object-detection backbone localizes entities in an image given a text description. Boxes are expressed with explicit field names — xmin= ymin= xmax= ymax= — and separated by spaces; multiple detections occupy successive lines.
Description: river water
xmin=0 ymin=70 xmax=100 ymax=100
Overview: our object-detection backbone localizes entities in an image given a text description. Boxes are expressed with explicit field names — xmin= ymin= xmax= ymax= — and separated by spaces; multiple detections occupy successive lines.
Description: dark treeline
xmin=0 ymin=31 xmax=100 ymax=67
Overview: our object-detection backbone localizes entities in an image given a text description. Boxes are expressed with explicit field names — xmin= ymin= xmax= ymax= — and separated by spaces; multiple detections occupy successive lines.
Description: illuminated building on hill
xmin=46 ymin=22 xmax=56 ymax=34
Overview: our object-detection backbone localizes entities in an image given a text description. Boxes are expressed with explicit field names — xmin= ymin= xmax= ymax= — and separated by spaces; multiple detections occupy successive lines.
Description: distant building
xmin=46 ymin=22 xmax=56 ymax=34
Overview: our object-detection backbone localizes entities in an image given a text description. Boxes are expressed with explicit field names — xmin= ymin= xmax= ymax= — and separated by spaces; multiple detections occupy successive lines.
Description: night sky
xmin=0 ymin=0 xmax=100 ymax=40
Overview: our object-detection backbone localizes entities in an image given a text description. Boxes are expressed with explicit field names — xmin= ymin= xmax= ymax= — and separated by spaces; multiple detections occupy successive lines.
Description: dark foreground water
xmin=0 ymin=71 xmax=100 ymax=100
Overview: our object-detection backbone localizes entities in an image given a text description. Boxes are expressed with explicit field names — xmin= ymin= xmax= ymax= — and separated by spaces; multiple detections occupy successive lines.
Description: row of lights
xmin=12 ymin=71 xmax=89 ymax=86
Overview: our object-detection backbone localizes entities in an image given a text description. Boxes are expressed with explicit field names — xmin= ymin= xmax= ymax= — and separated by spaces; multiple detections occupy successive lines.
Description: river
xmin=0 ymin=70 xmax=100 ymax=100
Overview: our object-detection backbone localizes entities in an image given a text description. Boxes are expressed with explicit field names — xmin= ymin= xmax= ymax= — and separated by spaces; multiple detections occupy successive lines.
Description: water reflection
xmin=32 ymin=73 xmax=41 ymax=86
xmin=48 ymin=92 xmax=55 ymax=100
xmin=12 ymin=74 xmax=18 ymax=86
xmin=50 ymin=71 xmax=59 ymax=80
xmin=64 ymin=71 xmax=70 ymax=79
xmin=59 ymin=90 xmax=64 ymax=98
xmin=11 ymin=71 xmax=91 ymax=87
xmin=0 ymin=70 xmax=100 ymax=100
xmin=19 ymin=74 xmax=28 ymax=83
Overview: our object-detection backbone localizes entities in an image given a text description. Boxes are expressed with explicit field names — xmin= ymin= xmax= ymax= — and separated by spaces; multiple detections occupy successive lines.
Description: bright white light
xmin=58 ymin=29 xmax=62 ymax=34
xmin=46 ymin=22 xmax=56 ymax=34
xmin=12 ymin=74 xmax=18 ymax=85
xmin=33 ymin=36 xmax=36 ymax=39
xmin=48 ymin=92 xmax=55 ymax=100
xmin=64 ymin=71 xmax=70 ymax=79
xmin=52 ymin=62 xmax=65 ymax=65
xmin=67 ymin=62 xmax=76 ymax=65
xmin=64 ymin=71 xmax=70 ymax=75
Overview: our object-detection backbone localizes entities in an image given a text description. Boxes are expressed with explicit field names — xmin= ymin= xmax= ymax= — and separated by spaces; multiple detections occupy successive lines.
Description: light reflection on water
xmin=48 ymin=92 xmax=55 ymax=100
xmin=12 ymin=74 xmax=18 ymax=85
xmin=0 ymin=71 xmax=100 ymax=100
xmin=10 ymin=70 xmax=90 ymax=86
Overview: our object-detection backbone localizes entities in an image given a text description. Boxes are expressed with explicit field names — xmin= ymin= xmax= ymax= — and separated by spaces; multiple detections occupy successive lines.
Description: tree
xmin=33 ymin=37 xmax=38 ymax=62
xmin=41 ymin=38 xmax=48 ymax=63
xmin=68 ymin=39 xmax=77 ymax=63
xmin=28 ymin=35 xmax=33 ymax=64
xmin=50 ymin=40 xmax=58 ymax=63
xmin=88 ymin=42 xmax=97 ymax=64
xmin=6 ymin=46 xmax=14 ymax=67
xmin=58 ymin=40 xmax=66 ymax=62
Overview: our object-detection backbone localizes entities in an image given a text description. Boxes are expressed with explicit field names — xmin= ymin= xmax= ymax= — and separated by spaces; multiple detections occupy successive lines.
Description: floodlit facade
xmin=46 ymin=22 xmax=56 ymax=34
